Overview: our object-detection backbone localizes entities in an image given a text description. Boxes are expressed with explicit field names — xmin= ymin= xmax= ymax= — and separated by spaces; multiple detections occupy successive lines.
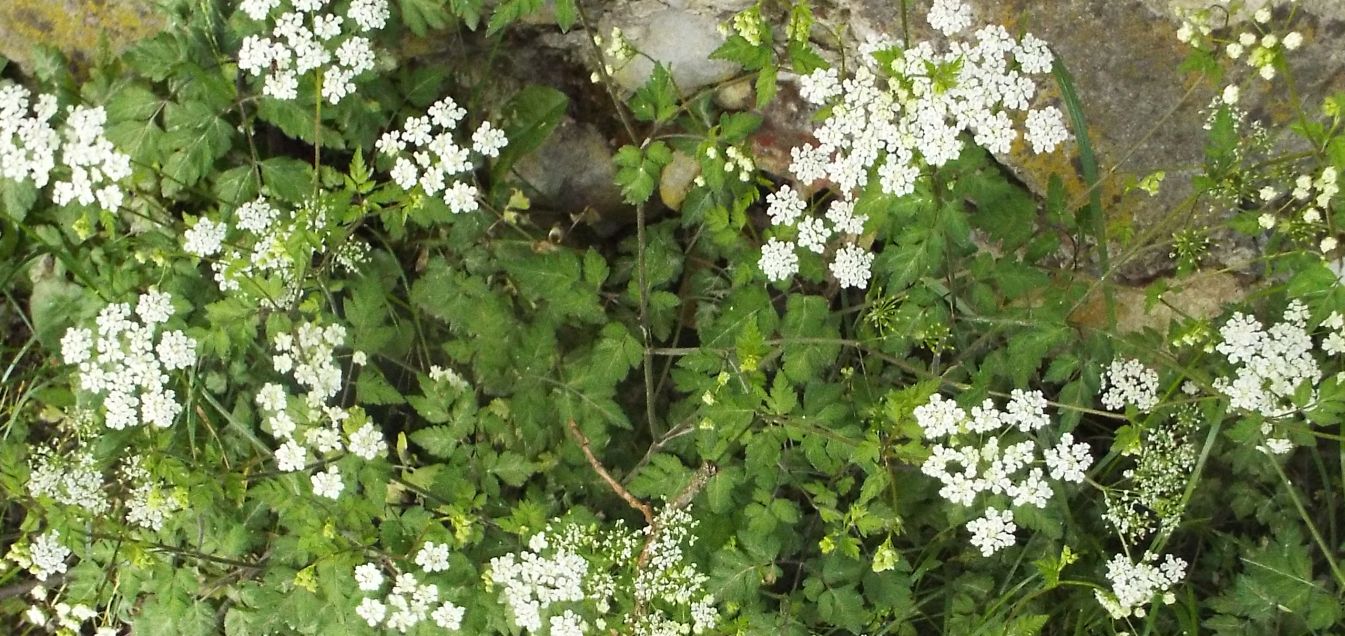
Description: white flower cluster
xmin=120 ymin=456 xmax=183 ymax=532
xmin=354 ymin=549 xmax=466 ymax=632
xmin=377 ymin=97 xmax=506 ymax=215
xmin=28 ymin=530 xmax=72 ymax=582
xmin=489 ymin=508 xmax=719 ymax=635
xmin=1 ymin=84 xmax=130 ymax=213
xmin=184 ymin=197 xmax=368 ymax=309
xmin=916 ymin=391 xmax=1093 ymax=556
xmin=256 ymin=321 xmax=387 ymax=499
xmin=20 ymin=588 xmax=106 ymax=635
xmin=690 ymin=144 xmax=755 ymax=186
xmin=1176 ymin=4 xmax=1302 ymax=81
xmin=428 ymin=364 xmax=472 ymax=392
xmin=1211 ymin=302 xmax=1320 ymax=438
xmin=632 ymin=508 xmax=718 ymax=635
xmin=1103 ymin=407 xmax=1198 ymax=542
xmin=27 ymin=447 xmax=109 ymax=515
xmin=761 ymin=1 xmax=1067 ymax=288
xmin=236 ymin=0 xmax=387 ymax=103
xmin=490 ymin=524 xmax=604 ymax=632
xmin=60 ymin=291 xmax=197 ymax=430
xmin=1100 ymin=357 xmax=1160 ymax=412
xmin=1094 ymin=552 xmax=1187 ymax=620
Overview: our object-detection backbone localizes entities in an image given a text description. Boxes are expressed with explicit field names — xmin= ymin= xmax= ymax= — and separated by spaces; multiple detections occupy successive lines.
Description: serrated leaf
xmin=260 ymin=157 xmax=312 ymax=203
xmin=486 ymin=0 xmax=542 ymax=35
xmin=719 ymin=112 xmax=762 ymax=143
xmin=780 ymin=295 xmax=840 ymax=384
xmin=489 ymin=451 xmax=535 ymax=487
xmin=710 ymin=34 xmax=772 ymax=70
xmin=400 ymin=0 xmax=451 ymax=36
xmin=357 ymin=367 xmax=405 ymax=405
xmin=553 ymin=0 xmax=577 ymax=30
xmin=614 ymin=142 xmax=672 ymax=205
xmin=215 ymin=165 xmax=259 ymax=208
xmin=410 ymin=426 xmax=458 ymax=458
xmin=630 ymin=63 xmax=678 ymax=123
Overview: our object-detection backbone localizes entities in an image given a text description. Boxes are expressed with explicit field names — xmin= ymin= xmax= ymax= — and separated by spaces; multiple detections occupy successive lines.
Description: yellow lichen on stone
xmin=0 ymin=0 xmax=162 ymax=70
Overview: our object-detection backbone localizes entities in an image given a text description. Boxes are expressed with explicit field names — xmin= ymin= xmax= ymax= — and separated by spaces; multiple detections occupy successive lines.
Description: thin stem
xmin=1267 ymin=456 xmax=1345 ymax=590
xmin=567 ymin=419 xmax=653 ymax=525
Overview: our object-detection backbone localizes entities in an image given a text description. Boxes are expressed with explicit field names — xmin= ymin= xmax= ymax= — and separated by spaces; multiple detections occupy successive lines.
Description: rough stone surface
xmin=607 ymin=7 xmax=741 ymax=94
xmin=513 ymin=117 xmax=626 ymax=220
xmin=0 ymin=0 xmax=161 ymax=70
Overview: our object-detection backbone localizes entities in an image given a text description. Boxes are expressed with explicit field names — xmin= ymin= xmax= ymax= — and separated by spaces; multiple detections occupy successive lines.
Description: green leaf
xmin=614 ymin=142 xmax=672 ymax=205
xmin=583 ymin=248 xmax=609 ymax=287
xmin=448 ymin=0 xmax=484 ymax=29
xmin=489 ymin=451 xmax=535 ymax=487
xmin=0 ymin=179 xmax=38 ymax=222
xmin=124 ymin=34 xmax=181 ymax=81
xmin=105 ymin=84 xmax=164 ymax=122
xmin=755 ymin=62 xmax=778 ymax=108
xmin=357 ymin=367 xmax=406 ymax=405
xmin=400 ymin=0 xmax=451 ymax=36
xmin=493 ymin=85 xmax=568 ymax=179
xmin=553 ymin=0 xmax=577 ymax=30
xmin=779 ymin=295 xmax=840 ymax=384
xmin=579 ymin=323 xmax=643 ymax=388
xmin=630 ymin=64 xmax=678 ymax=123
xmin=719 ymin=112 xmax=762 ymax=143
xmin=260 ymin=157 xmax=313 ymax=203
xmin=487 ymin=0 xmax=543 ymax=35
xmin=787 ymin=40 xmax=828 ymax=74
xmin=410 ymin=426 xmax=459 ymax=458
xmin=161 ymin=101 xmax=233 ymax=189
xmin=710 ymin=35 xmax=771 ymax=70
xmin=215 ymin=165 xmax=259 ymax=208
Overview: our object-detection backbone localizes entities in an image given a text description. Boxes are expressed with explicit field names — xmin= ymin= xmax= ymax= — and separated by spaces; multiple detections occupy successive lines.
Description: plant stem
xmin=1267 ymin=456 xmax=1345 ymax=590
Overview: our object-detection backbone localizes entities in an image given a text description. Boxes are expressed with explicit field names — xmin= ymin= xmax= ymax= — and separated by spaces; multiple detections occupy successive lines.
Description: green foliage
xmin=2 ymin=1 xmax=1345 ymax=635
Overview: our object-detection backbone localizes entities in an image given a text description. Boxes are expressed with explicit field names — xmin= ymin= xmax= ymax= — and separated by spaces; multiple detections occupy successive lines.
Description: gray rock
xmin=513 ymin=117 xmax=626 ymax=219
xmin=608 ymin=8 xmax=739 ymax=93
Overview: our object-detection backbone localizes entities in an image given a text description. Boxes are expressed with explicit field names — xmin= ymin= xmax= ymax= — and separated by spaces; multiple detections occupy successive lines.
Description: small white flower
xmin=758 ymin=238 xmax=799 ymax=282
xmin=798 ymin=68 xmax=841 ymax=104
xmin=275 ymin=440 xmax=308 ymax=472
xmin=830 ymin=244 xmax=875 ymax=289
xmin=415 ymin=542 xmax=452 ymax=573
xmin=355 ymin=597 xmax=387 ymax=627
xmin=928 ymin=0 xmax=972 ymax=36
xmin=1024 ymin=107 xmax=1069 ymax=154
xmin=766 ymin=185 xmax=807 ymax=226
xmin=61 ymin=327 xmax=94 ymax=365
xmin=183 ymin=217 xmax=227 ymax=257
xmin=1044 ymin=433 xmax=1093 ymax=483
xmin=355 ymin=563 xmax=384 ymax=591
xmin=471 ymin=121 xmax=507 ymax=158
xmin=29 ymin=530 xmax=71 ymax=581
xmin=311 ymin=465 xmax=344 ymax=499
xmin=347 ymin=423 xmax=386 ymax=460
xmin=431 ymin=601 xmax=465 ymax=630
xmin=967 ymin=507 xmax=1016 ymax=556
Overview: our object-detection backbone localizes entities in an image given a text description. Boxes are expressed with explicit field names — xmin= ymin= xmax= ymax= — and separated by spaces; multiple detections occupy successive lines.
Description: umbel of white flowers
xmin=759 ymin=0 xmax=1071 ymax=289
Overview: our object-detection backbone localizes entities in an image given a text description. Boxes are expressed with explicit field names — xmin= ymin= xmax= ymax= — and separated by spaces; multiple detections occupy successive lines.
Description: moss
xmin=0 ymin=0 xmax=161 ymax=70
